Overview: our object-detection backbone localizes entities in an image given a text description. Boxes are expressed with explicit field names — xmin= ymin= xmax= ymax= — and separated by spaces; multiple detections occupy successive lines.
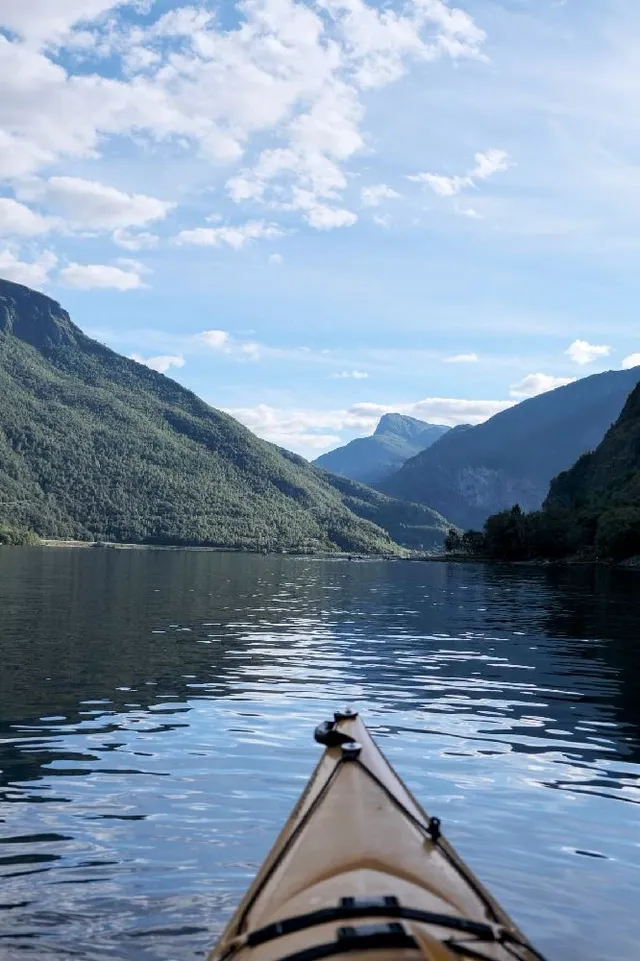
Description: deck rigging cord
xmin=216 ymin=715 xmax=548 ymax=961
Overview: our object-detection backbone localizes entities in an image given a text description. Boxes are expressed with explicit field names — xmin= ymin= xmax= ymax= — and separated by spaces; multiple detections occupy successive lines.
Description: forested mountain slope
xmin=0 ymin=279 xmax=449 ymax=552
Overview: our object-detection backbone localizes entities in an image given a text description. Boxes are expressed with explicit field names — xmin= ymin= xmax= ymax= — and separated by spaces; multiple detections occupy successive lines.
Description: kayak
xmin=209 ymin=710 xmax=545 ymax=961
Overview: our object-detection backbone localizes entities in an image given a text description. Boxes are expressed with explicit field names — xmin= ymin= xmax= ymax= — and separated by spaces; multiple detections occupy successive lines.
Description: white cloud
xmin=332 ymin=369 xmax=369 ymax=379
xmin=175 ymin=221 xmax=284 ymax=249
xmin=350 ymin=397 xmax=513 ymax=426
xmin=622 ymin=353 xmax=640 ymax=370
xmin=509 ymin=373 xmax=576 ymax=399
xmin=443 ymin=352 xmax=478 ymax=363
xmin=411 ymin=173 xmax=468 ymax=197
xmin=284 ymin=188 xmax=357 ymax=230
xmin=196 ymin=329 xmax=262 ymax=360
xmin=0 ymin=248 xmax=57 ymax=287
xmin=373 ymin=213 xmax=390 ymax=228
xmin=198 ymin=330 xmax=231 ymax=350
xmin=470 ymin=149 xmax=510 ymax=180
xmin=58 ymin=262 xmax=145 ymax=290
xmin=0 ymin=197 xmax=53 ymax=236
xmin=565 ymin=339 xmax=612 ymax=366
xmin=268 ymin=253 xmax=284 ymax=266
xmin=0 ymin=0 xmax=487 ymax=248
xmin=21 ymin=177 xmax=173 ymax=231
xmin=361 ymin=183 xmax=400 ymax=207
xmin=0 ymin=0 xmax=125 ymax=48
xmin=113 ymin=229 xmax=159 ymax=251
xmin=409 ymin=148 xmax=510 ymax=198
xmin=228 ymin=395 xmax=513 ymax=451
xmin=303 ymin=203 xmax=357 ymax=230
xmin=129 ymin=352 xmax=185 ymax=374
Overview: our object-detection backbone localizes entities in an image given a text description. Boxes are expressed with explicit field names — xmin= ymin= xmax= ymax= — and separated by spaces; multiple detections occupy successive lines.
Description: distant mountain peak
xmin=0 ymin=278 xmax=80 ymax=351
xmin=374 ymin=413 xmax=434 ymax=439
xmin=313 ymin=415 xmax=449 ymax=486
xmin=381 ymin=367 xmax=640 ymax=529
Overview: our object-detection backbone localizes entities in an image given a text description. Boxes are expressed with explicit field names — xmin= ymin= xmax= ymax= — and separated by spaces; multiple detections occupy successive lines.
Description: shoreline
xmin=36 ymin=539 xmax=407 ymax=560
xmin=7 ymin=541 xmax=640 ymax=569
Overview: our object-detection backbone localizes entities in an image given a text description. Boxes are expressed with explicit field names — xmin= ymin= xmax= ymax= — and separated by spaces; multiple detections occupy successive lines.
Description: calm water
xmin=1 ymin=550 xmax=639 ymax=961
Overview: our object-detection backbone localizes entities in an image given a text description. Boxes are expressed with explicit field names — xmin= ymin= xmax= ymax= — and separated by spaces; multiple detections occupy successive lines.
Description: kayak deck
xmin=209 ymin=710 xmax=544 ymax=961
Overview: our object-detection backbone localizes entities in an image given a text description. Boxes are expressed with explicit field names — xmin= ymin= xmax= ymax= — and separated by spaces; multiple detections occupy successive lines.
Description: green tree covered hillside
xmin=449 ymin=380 xmax=640 ymax=562
xmin=0 ymin=279 xmax=449 ymax=552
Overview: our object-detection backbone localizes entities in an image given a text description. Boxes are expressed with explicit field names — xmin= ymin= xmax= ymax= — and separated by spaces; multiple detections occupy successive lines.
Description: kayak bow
xmin=209 ymin=710 xmax=545 ymax=961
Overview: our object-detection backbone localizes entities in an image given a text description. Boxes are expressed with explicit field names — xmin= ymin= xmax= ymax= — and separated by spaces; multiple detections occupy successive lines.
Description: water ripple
xmin=1 ymin=550 xmax=639 ymax=961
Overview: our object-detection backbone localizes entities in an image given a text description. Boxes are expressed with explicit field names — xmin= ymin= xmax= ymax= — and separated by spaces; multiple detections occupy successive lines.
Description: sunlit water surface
xmin=1 ymin=549 xmax=639 ymax=961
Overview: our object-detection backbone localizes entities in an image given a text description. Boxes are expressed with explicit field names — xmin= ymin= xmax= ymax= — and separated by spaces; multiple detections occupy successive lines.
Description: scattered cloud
xmin=509 ymin=373 xmax=576 ymax=399
xmin=350 ymin=397 xmax=513 ymax=427
xmin=0 ymin=0 xmax=125 ymax=48
xmin=565 ymin=339 xmax=612 ymax=365
xmin=112 ymin=229 xmax=160 ymax=251
xmin=373 ymin=214 xmax=391 ymax=228
xmin=198 ymin=330 xmax=230 ymax=350
xmin=332 ymin=369 xmax=369 ymax=379
xmin=0 ymin=0 xmax=490 ymax=260
xmin=409 ymin=149 xmax=510 ymax=198
xmin=288 ymin=190 xmax=358 ymax=230
xmin=458 ymin=207 xmax=481 ymax=219
xmin=196 ymin=329 xmax=261 ymax=360
xmin=0 ymin=248 xmax=57 ymax=287
xmin=361 ymin=184 xmax=400 ymax=207
xmin=17 ymin=177 xmax=173 ymax=232
xmin=268 ymin=253 xmax=284 ymax=266
xmin=58 ymin=262 xmax=145 ymax=290
xmin=0 ymin=198 xmax=54 ymax=236
xmin=175 ymin=221 xmax=284 ymax=249
xmin=443 ymin=352 xmax=478 ymax=363
xmin=228 ymin=395 xmax=514 ymax=452
xmin=129 ymin=353 xmax=186 ymax=374
xmin=622 ymin=353 xmax=640 ymax=370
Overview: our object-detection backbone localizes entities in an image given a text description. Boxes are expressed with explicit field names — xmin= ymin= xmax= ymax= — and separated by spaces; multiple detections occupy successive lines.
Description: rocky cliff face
xmin=0 ymin=280 xmax=81 ymax=350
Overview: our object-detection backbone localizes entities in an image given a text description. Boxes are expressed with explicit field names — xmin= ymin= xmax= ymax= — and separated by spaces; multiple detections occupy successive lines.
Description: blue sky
xmin=1 ymin=0 xmax=640 ymax=456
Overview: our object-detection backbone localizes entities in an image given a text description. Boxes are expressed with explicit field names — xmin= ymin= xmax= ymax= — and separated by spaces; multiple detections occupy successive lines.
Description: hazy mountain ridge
xmin=381 ymin=368 xmax=640 ymax=529
xmin=459 ymin=381 xmax=640 ymax=562
xmin=0 ymin=279 xmax=451 ymax=552
xmin=313 ymin=413 xmax=449 ymax=485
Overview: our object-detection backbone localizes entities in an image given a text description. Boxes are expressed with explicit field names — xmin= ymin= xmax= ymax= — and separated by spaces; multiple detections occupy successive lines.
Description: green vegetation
xmin=0 ymin=524 xmax=40 ymax=546
xmin=446 ymin=380 xmax=640 ymax=563
xmin=382 ymin=368 xmax=640 ymax=529
xmin=0 ymin=279 xmax=450 ymax=553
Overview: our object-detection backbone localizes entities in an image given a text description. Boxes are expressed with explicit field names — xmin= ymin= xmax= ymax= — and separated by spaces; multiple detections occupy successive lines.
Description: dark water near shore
xmin=1 ymin=549 xmax=639 ymax=961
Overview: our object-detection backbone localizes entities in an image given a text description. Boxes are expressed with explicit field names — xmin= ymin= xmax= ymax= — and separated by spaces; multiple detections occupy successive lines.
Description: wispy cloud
xmin=58 ymin=262 xmax=146 ymax=290
xmin=0 ymin=249 xmax=57 ymax=287
xmin=565 ymin=339 xmax=611 ymax=365
xmin=361 ymin=184 xmax=401 ymax=207
xmin=443 ymin=352 xmax=478 ymax=363
xmin=332 ymin=369 xmax=369 ymax=379
xmin=622 ymin=353 xmax=640 ymax=370
xmin=408 ymin=149 xmax=511 ymax=198
xmin=228 ymin=395 xmax=514 ymax=453
xmin=175 ymin=221 xmax=284 ymax=250
xmin=130 ymin=353 xmax=185 ymax=374
xmin=509 ymin=373 xmax=576 ymax=399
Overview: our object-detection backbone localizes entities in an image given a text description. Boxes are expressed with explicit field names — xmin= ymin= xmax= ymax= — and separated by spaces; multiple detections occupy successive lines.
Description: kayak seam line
xmin=223 ymin=755 xmax=346 ymax=952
